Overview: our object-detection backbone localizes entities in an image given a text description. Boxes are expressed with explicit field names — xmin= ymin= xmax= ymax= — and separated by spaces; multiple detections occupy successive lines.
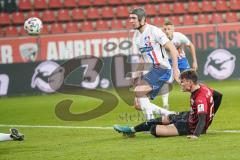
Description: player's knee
xmin=134 ymin=98 xmax=142 ymax=110
xmin=134 ymin=101 xmax=141 ymax=110
xmin=134 ymin=85 xmax=150 ymax=97
xmin=134 ymin=86 xmax=143 ymax=97
xmin=162 ymin=116 xmax=170 ymax=124
xmin=134 ymin=103 xmax=142 ymax=110
xmin=150 ymin=125 xmax=159 ymax=137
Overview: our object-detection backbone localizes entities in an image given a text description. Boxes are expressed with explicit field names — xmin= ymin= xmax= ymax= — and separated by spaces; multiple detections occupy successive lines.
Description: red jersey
xmin=188 ymin=84 xmax=214 ymax=134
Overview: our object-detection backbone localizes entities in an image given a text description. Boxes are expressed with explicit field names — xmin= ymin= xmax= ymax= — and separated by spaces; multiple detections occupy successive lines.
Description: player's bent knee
xmin=134 ymin=103 xmax=142 ymax=110
xmin=150 ymin=125 xmax=159 ymax=137
xmin=162 ymin=116 xmax=170 ymax=124
xmin=134 ymin=98 xmax=142 ymax=110
xmin=134 ymin=86 xmax=144 ymax=97
xmin=134 ymin=85 xmax=151 ymax=97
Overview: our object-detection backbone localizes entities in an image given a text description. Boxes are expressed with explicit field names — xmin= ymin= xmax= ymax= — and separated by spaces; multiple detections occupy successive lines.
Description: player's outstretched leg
xmin=10 ymin=128 xmax=24 ymax=141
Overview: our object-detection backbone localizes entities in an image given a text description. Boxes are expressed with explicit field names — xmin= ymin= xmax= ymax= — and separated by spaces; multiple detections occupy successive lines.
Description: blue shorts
xmin=143 ymin=67 xmax=172 ymax=100
xmin=169 ymin=57 xmax=190 ymax=72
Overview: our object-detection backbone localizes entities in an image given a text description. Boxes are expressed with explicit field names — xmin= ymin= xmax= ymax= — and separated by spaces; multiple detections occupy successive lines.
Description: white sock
xmin=130 ymin=127 xmax=136 ymax=132
xmin=138 ymin=97 xmax=174 ymax=120
xmin=162 ymin=93 xmax=169 ymax=107
xmin=138 ymin=97 xmax=155 ymax=120
xmin=0 ymin=133 xmax=12 ymax=141
xmin=150 ymin=103 xmax=174 ymax=116
xmin=160 ymin=83 xmax=170 ymax=107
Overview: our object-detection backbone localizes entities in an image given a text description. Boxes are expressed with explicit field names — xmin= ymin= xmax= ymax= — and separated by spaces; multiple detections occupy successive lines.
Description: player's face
xmin=180 ymin=79 xmax=192 ymax=92
xmin=129 ymin=14 xmax=141 ymax=29
xmin=162 ymin=25 xmax=174 ymax=40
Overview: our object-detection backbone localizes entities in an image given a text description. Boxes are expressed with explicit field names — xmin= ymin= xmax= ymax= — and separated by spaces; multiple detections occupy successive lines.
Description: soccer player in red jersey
xmin=114 ymin=69 xmax=223 ymax=139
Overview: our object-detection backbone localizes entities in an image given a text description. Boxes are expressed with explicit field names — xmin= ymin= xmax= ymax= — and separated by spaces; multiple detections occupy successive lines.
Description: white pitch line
xmin=209 ymin=130 xmax=240 ymax=133
xmin=0 ymin=124 xmax=112 ymax=130
xmin=0 ymin=124 xmax=240 ymax=133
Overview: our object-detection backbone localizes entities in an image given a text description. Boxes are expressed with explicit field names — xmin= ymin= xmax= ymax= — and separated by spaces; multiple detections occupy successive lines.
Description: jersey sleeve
xmin=177 ymin=32 xmax=191 ymax=46
xmin=195 ymin=96 xmax=208 ymax=114
xmin=153 ymin=27 xmax=170 ymax=46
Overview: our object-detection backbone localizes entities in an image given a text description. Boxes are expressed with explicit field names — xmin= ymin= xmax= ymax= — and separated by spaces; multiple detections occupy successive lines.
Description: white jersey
xmin=171 ymin=32 xmax=191 ymax=58
xmin=133 ymin=24 xmax=171 ymax=69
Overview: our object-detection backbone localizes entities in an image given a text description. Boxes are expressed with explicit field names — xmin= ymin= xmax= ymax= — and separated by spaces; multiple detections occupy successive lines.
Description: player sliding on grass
xmin=129 ymin=8 xmax=180 ymax=120
xmin=0 ymin=128 xmax=24 ymax=142
xmin=114 ymin=70 xmax=223 ymax=139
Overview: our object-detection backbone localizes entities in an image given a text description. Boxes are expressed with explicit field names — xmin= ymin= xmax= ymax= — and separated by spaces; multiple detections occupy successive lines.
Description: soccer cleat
xmin=113 ymin=125 xmax=135 ymax=137
xmin=10 ymin=128 xmax=24 ymax=141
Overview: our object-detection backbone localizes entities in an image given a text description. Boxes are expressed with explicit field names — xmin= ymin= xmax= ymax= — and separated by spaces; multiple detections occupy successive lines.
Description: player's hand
xmin=187 ymin=135 xmax=198 ymax=139
xmin=192 ymin=61 xmax=198 ymax=71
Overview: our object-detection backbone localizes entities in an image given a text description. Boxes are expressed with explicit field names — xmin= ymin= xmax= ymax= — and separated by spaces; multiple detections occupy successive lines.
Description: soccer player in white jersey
xmin=0 ymin=128 xmax=24 ymax=142
xmin=160 ymin=21 xmax=198 ymax=109
xmin=129 ymin=8 xmax=180 ymax=120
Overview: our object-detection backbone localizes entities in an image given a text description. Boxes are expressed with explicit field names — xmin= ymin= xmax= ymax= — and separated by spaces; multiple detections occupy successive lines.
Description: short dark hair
xmin=180 ymin=69 xmax=198 ymax=84
xmin=130 ymin=8 xmax=146 ymax=21
xmin=164 ymin=20 xmax=174 ymax=26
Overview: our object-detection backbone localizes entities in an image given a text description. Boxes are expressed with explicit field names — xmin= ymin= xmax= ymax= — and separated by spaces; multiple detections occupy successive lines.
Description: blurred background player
xmin=114 ymin=69 xmax=222 ymax=139
xmin=160 ymin=21 xmax=198 ymax=110
xmin=129 ymin=8 xmax=180 ymax=120
xmin=0 ymin=128 xmax=24 ymax=142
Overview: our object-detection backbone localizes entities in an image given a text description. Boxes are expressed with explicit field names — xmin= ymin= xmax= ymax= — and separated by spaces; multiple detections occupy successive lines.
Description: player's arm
xmin=180 ymin=32 xmax=198 ymax=71
xmin=132 ymin=56 xmax=145 ymax=86
xmin=154 ymin=27 xmax=179 ymax=82
xmin=131 ymin=33 xmax=145 ymax=85
xmin=188 ymin=96 xmax=208 ymax=139
xmin=187 ymin=42 xmax=198 ymax=71
xmin=187 ymin=113 xmax=206 ymax=139
xmin=164 ymin=41 xmax=180 ymax=83
xmin=212 ymin=90 xmax=223 ymax=114
xmin=194 ymin=113 xmax=207 ymax=136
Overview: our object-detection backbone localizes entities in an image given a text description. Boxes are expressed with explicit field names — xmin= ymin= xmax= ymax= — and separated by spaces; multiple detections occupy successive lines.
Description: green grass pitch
xmin=0 ymin=80 xmax=240 ymax=160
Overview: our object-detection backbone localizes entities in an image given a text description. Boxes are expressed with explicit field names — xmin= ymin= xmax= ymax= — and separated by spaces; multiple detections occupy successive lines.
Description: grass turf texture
xmin=0 ymin=80 xmax=239 ymax=160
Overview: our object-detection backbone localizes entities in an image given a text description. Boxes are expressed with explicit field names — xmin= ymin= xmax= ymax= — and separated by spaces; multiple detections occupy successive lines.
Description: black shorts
xmin=168 ymin=111 xmax=190 ymax=136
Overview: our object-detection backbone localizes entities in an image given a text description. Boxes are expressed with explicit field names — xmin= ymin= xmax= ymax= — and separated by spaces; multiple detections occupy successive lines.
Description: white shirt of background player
xmin=171 ymin=32 xmax=191 ymax=59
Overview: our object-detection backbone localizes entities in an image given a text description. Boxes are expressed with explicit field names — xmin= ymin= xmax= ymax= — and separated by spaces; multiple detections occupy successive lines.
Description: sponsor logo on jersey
xmin=140 ymin=36 xmax=154 ymax=53
xmin=197 ymin=104 xmax=205 ymax=112
xmin=139 ymin=46 xmax=153 ymax=53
